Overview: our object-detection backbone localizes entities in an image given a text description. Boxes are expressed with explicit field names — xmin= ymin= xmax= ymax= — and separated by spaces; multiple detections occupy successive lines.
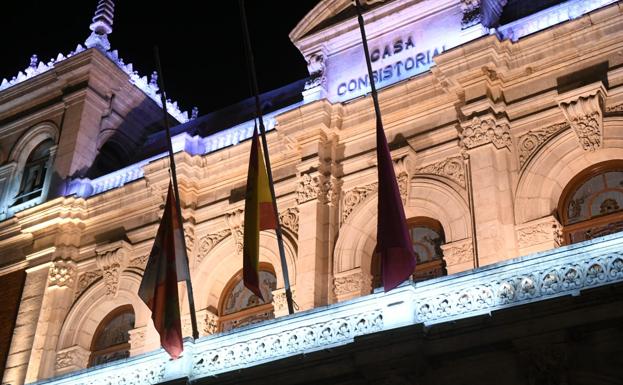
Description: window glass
xmin=90 ymin=308 xmax=134 ymax=367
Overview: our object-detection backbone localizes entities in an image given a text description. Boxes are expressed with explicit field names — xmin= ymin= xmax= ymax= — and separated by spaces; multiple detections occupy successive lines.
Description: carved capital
xmin=333 ymin=269 xmax=370 ymax=302
xmin=323 ymin=176 xmax=341 ymax=207
xmin=459 ymin=116 xmax=512 ymax=150
xmin=197 ymin=309 xmax=219 ymax=336
xmin=440 ymin=239 xmax=474 ymax=269
xmin=557 ymin=82 xmax=606 ymax=152
xmin=128 ymin=326 xmax=147 ymax=355
xmin=272 ymin=287 xmax=297 ymax=317
xmin=55 ymin=345 xmax=90 ymax=374
xmin=279 ymin=208 xmax=299 ymax=235
xmin=49 ymin=259 xmax=77 ymax=288
xmin=415 ymin=156 xmax=466 ymax=188
xmin=95 ymin=240 xmax=131 ymax=297
xmin=296 ymin=173 xmax=322 ymax=204
xmin=198 ymin=229 xmax=231 ymax=264
xmin=516 ymin=216 xmax=562 ymax=254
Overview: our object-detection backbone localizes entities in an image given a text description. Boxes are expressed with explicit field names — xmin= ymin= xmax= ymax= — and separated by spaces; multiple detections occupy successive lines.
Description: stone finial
xmin=85 ymin=0 xmax=115 ymax=51
xmin=149 ymin=71 xmax=159 ymax=88
xmin=191 ymin=107 xmax=199 ymax=120
xmin=29 ymin=54 xmax=39 ymax=68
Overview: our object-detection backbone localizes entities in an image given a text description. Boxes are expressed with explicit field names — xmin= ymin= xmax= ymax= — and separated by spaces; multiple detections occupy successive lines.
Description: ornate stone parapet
xmin=95 ymin=240 xmax=131 ymax=297
xmin=441 ymin=238 xmax=474 ymax=274
xmin=55 ymin=345 xmax=90 ymax=375
xmin=459 ymin=115 xmax=513 ymax=151
xmin=333 ymin=268 xmax=371 ymax=302
xmin=557 ymin=82 xmax=607 ymax=152
xmin=516 ymin=216 xmax=562 ymax=256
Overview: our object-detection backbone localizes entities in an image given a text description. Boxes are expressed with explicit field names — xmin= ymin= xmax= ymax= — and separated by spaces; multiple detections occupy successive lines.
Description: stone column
xmin=459 ymin=115 xmax=517 ymax=266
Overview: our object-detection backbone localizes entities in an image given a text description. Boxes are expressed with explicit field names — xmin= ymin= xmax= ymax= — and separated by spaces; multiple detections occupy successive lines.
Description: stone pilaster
xmin=459 ymin=115 xmax=517 ymax=265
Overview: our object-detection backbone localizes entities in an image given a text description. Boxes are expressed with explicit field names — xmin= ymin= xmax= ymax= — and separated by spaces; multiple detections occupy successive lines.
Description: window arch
xmin=218 ymin=263 xmax=277 ymax=332
xmin=558 ymin=161 xmax=623 ymax=244
xmin=13 ymin=139 xmax=54 ymax=205
xmin=371 ymin=217 xmax=447 ymax=288
xmin=89 ymin=305 xmax=135 ymax=367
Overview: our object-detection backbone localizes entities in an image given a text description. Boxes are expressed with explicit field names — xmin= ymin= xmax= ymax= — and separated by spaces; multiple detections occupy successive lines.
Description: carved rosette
xmin=516 ymin=216 xmax=562 ymax=251
xmin=74 ymin=270 xmax=103 ymax=298
xmin=415 ymin=156 xmax=466 ymax=188
xmin=279 ymin=208 xmax=299 ymax=235
xmin=48 ymin=259 xmax=77 ymax=288
xmin=440 ymin=239 xmax=474 ymax=269
xmin=227 ymin=210 xmax=245 ymax=254
xmin=95 ymin=241 xmax=131 ymax=297
xmin=459 ymin=116 xmax=512 ymax=150
xmin=517 ymin=122 xmax=568 ymax=168
xmin=341 ymin=182 xmax=378 ymax=223
xmin=296 ymin=173 xmax=322 ymax=204
xmin=333 ymin=269 xmax=370 ymax=302
xmin=557 ymin=84 xmax=606 ymax=152
xmin=55 ymin=345 xmax=90 ymax=374
xmin=198 ymin=229 xmax=231 ymax=263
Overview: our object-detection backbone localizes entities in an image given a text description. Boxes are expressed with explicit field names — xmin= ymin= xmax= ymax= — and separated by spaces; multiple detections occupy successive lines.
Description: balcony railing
xmin=32 ymin=232 xmax=623 ymax=385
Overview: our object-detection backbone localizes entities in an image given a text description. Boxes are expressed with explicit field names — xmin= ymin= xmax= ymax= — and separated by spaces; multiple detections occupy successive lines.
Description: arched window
xmin=89 ymin=306 xmax=135 ymax=367
xmin=218 ymin=263 xmax=277 ymax=332
xmin=559 ymin=161 xmax=623 ymax=244
xmin=371 ymin=217 xmax=447 ymax=288
xmin=13 ymin=139 xmax=54 ymax=205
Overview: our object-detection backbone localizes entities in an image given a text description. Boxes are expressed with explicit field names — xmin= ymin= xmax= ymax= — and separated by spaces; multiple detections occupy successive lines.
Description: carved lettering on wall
xmin=459 ymin=116 xmax=512 ymax=150
xmin=296 ymin=173 xmax=322 ymax=204
xmin=517 ymin=122 xmax=568 ymax=168
xmin=558 ymin=84 xmax=605 ymax=152
xmin=279 ymin=208 xmax=299 ymax=235
xmin=49 ymin=259 xmax=77 ymax=288
xmin=341 ymin=182 xmax=378 ymax=223
xmin=415 ymin=156 xmax=466 ymax=187
xmin=197 ymin=229 xmax=231 ymax=263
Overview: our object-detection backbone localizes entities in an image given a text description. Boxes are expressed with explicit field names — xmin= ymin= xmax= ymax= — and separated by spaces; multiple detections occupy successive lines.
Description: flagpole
xmin=153 ymin=47 xmax=200 ymax=340
xmin=239 ymin=0 xmax=295 ymax=315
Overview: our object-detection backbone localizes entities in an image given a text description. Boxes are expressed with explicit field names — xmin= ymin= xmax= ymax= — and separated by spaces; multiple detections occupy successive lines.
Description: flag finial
xmin=85 ymin=0 xmax=115 ymax=51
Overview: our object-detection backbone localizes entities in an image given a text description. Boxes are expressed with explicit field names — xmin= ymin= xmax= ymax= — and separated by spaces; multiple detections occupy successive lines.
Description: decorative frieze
xmin=74 ymin=270 xmax=103 ymax=299
xmin=95 ymin=241 xmax=131 ymax=297
xmin=279 ymin=208 xmax=299 ymax=235
xmin=341 ymin=182 xmax=378 ymax=223
xmin=333 ymin=269 xmax=370 ymax=301
xmin=459 ymin=116 xmax=512 ymax=150
xmin=415 ymin=156 xmax=466 ymax=187
xmin=516 ymin=217 xmax=562 ymax=250
xmin=272 ymin=287 xmax=297 ymax=317
xmin=440 ymin=239 xmax=474 ymax=268
xmin=557 ymin=83 xmax=606 ymax=152
xmin=517 ymin=122 xmax=569 ymax=168
xmin=198 ymin=229 xmax=231 ymax=263
xmin=49 ymin=259 xmax=77 ymax=288
xmin=296 ymin=173 xmax=322 ymax=204
xmin=128 ymin=326 xmax=147 ymax=354
xmin=55 ymin=345 xmax=90 ymax=373
xmin=127 ymin=254 xmax=149 ymax=271
xmin=606 ymin=103 xmax=623 ymax=112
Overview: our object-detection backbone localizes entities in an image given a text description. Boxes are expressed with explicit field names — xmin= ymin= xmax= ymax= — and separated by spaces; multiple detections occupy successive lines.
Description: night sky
xmin=1 ymin=1 xmax=320 ymax=117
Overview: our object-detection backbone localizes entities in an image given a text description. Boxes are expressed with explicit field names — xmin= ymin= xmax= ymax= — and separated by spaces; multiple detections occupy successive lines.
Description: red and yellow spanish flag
xmin=138 ymin=182 xmax=189 ymax=359
xmin=243 ymin=126 xmax=277 ymax=300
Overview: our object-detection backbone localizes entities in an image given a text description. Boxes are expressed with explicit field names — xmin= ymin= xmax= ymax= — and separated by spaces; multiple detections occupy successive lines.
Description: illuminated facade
xmin=1 ymin=0 xmax=623 ymax=384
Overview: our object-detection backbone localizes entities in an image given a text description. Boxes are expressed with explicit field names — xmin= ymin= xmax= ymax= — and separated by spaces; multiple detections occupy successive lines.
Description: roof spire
xmin=85 ymin=0 xmax=115 ymax=51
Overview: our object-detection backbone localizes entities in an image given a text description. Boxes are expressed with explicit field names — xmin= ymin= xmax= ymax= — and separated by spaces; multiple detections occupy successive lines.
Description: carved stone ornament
xmin=279 ymin=208 xmax=299 ymax=235
xmin=519 ymin=345 xmax=569 ymax=385
xmin=227 ymin=210 xmax=245 ymax=254
xmin=333 ymin=270 xmax=369 ymax=298
xmin=198 ymin=229 xmax=231 ymax=263
xmin=415 ymin=156 xmax=466 ymax=188
xmin=460 ymin=0 xmax=481 ymax=28
xmin=606 ymin=103 xmax=623 ymax=112
xmin=95 ymin=240 xmax=131 ymax=297
xmin=557 ymin=83 xmax=606 ymax=152
xmin=74 ymin=270 xmax=103 ymax=299
xmin=128 ymin=326 xmax=147 ymax=351
xmin=296 ymin=173 xmax=322 ymax=204
xmin=127 ymin=254 xmax=149 ymax=271
xmin=323 ymin=176 xmax=341 ymax=207
xmin=440 ymin=239 xmax=473 ymax=267
xmin=184 ymin=222 xmax=195 ymax=258
xmin=341 ymin=182 xmax=378 ymax=223
xmin=517 ymin=122 xmax=569 ymax=168
xmin=304 ymin=52 xmax=327 ymax=91
xmin=459 ymin=116 xmax=513 ymax=150
xmin=201 ymin=310 xmax=219 ymax=335
xmin=516 ymin=217 xmax=562 ymax=250
xmin=55 ymin=345 xmax=90 ymax=372
xmin=49 ymin=259 xmax=77 ymax=288
xmin=272 ymin=287 xmax=296 ymax=316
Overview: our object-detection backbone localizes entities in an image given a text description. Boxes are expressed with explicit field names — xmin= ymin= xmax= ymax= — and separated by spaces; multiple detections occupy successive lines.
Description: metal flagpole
xmin=153 ymin=46 xmax=200 ymax=340
xmin=239 ymin=0 xmax=295 ymax=315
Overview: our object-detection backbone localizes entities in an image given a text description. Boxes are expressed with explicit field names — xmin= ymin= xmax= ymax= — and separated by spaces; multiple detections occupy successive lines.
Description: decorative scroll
xmin=74 ymin=270 xmax=103 ymax=299
xmin=517 ymin=122 xmax=568 ymax=168
xmin=341 ymin=182 xmax=378 ymax=223
xmin=415 ymin=156 xmax=466 ymax=187
xmin=197 ymin=229 xmax=231 ymax=263
xmin=279 ymin=208 xmax=299 ymax=235
xmin=459 ymin=116 xmax=512 ymax=150
xmin=192 ymin=310 xmax=383 ymax=377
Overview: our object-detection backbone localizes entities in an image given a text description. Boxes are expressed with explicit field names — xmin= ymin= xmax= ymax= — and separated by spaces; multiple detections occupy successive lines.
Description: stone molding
xmin=440 ymin=239 xmax=474 ymax=268
xmin=517 ymin=122 xmax=569 ymax=168
xmin=55 ymin=345 xmax=90 ymax=374
xmin=95 ymin=240 xmax=131 ymax=297
xmin=459 ymin=116 xmax=512 ymax=150
xmin=557 ymin=82 xmax=606 ymax=152
xmin=415 ymin=156 xmax=466 ymax=188
xmin=48 ymin=259 xmax=77 ymax=288
xmin=516 ymin=216 xmax=562 ymax=251
xmin=279 ymin=208 xmax=299 ymax=236
xmin=198 ymin=229 xmax=231 ymax=264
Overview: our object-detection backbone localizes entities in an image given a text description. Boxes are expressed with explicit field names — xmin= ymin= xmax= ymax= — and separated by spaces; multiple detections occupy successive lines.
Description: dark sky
xmin=1 ymin=1 xmax=320 ymax=117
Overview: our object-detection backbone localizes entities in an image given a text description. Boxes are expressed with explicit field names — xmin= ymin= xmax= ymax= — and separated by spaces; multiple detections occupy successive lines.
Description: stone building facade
xmin=1 ymin=0 xmax=623 ymax=384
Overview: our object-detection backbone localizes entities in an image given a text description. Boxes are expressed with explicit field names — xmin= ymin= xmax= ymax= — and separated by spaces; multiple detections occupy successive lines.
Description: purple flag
xmin=376 ymin=117 xmax=417 ymax=291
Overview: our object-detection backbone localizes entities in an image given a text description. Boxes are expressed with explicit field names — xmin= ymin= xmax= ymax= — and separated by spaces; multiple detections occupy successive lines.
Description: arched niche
xmin=333 ymin=177 xmax=470 ymax=279
xmin=192 ymin=231 xmax=297 ymax=314
xmin=515 ymin=128 xmax=623 ymax=225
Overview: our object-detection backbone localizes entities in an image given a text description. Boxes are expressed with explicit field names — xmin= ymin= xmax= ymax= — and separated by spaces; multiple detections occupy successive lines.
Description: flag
xmin=376 ymin=117 xmax=417 ymax=291
xmin=243 ymin=125 xmax=277 ymax=300
xmin=138 ymin=182 xmax=189 ymax=359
